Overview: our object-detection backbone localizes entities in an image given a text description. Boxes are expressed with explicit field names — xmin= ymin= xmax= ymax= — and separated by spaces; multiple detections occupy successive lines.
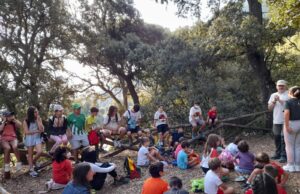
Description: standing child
xmin=67 ymin=103 xmax=89 ymax=163
xmin=137 ymin=137 xmax=165 ymax=167
xmin=177 ymin=141 xmax=199 ymax=170
xmin=0 ymin=111 xmax=22 ymax=173
xmin=189 ymin=102 xmax=206 ymax=139
xmin=47 ymin=147 xmax=72 ymax=190
xmin=207 ymin=106 xmax=218 ymax=128
xmin=154 ymin=105 xmax=169 ymax=147
xmin=164 ymin=176 xmax=189 ymax=194
xmin=123 ymin=104 xmax=143 ymax=145
xmin=23 ymin=106 xmax=44 ymax=177
xmin=48 ymin=104 xmax=68 ymax=155
xmin=235 ymin=140 xmax=254 ymax=175
xmin=204 ymin=158 xmax=234 ymax=194
xmin=141 ymin=162 xmax=169 ymax=194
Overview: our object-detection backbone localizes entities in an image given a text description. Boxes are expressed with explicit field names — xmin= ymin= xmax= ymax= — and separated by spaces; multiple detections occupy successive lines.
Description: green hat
xmin=72 ymin=103 xmax=81 ymax=109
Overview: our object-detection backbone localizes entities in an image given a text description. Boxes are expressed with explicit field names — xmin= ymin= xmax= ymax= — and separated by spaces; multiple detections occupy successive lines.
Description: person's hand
xmin=286 ymin=126 xmax=293 ymax=133
xmin=274 ymin=95 xmax=280 ymax=101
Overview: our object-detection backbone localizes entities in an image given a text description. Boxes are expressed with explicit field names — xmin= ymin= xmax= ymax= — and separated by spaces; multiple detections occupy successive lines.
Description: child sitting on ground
xmin=245 ymin=165 xmax=287 ymax=194
xmin=246 ymin=152 xmax=288 ymax=187
xmin=170 ymin=127 xmax=184 ymax=148
xmin=204 ymin=158 xmax=234 ymax=194
xmin=141 ymin=162 xmax=169 ymax=194
xmin=234 ymin=140 xmax=254 ymax=175
xmin=218 ymin=138 xmax=235 ymax=170
xmin=201 ymin=134 xmax=222 ymax=173
xmin=137 ymin=137 xmax=166 ymax=167
xmin=164 ymin=176 xmax=189 ymax=194
xmin=225 ymin=136 xmax=243 ymax=157
xmin=46 ymin=147 xmax=72 ymax=191
xmin=143 ymin=129 xmax=155 ymax=147
xmin=174 ymin=137 xmax=185 ymax=159
xmin=177 ymin=141 xmax=199 ymax=170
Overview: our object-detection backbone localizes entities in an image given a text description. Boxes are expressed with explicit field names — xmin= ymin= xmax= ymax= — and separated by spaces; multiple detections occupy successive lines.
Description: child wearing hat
xmin=0 ymin=111 xmax=23 ymax=172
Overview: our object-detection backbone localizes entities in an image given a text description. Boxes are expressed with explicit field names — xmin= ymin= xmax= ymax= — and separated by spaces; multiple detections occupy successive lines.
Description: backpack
xmin=124 ymin=156 xmax=141 ymax=179
xmin=190 ymin=178 xmax=204 ymax=193
xmin=127 ymin=110 xmax=137 ymax=129
xmin=88 ymin=130 xmax=100 ymax=145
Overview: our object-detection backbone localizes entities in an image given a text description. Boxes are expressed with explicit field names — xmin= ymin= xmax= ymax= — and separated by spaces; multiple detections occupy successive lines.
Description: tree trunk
xmin=247 ymin=0 xmax=263 ymax=24
xmin=124 ymin=77 xmax=140 ymax=105
xmin=119 ymin=78 xmax=128 ymax=109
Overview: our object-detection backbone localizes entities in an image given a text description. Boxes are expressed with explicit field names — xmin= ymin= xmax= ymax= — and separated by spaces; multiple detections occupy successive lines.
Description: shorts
xmin=235 ymin=165 xmax=253 ymax=174
xmin=157 ymin=124 xmax=169 ymax=134
xmin=201 ymin=166 xmax=209 ymax=174
xmin=70 ymin=135 xmax=89 ymax=150
xmin=127 ymin=126 xmax=141 ymax=133
xmin=24 ymin=134 xmax=42 ymax=147
xmin=190 ymin=119 xmax=205 ymax=127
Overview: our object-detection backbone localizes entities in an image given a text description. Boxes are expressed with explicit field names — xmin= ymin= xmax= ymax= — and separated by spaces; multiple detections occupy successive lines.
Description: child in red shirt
xmin=47 ymin=147 xmax=72 ymax=191
xmin=207 ymin=106 xmax=218 ymax=128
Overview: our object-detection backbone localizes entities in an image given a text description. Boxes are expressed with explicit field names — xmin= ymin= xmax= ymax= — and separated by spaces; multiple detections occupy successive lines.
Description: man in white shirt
xmin=268 ymin=80 xmax=289 ymax=163
xmin=189 ymin=102 xmax=206 ymax=139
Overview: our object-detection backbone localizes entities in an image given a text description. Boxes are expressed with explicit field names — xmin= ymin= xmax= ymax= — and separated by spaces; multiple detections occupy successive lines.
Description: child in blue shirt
xmin=177 ymin=141 xmax=198 ymax=169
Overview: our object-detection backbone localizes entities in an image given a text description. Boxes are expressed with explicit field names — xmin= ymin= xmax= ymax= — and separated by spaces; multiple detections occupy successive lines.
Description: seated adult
xmin=102 ymin=106 xmax=126 ymax=147
xmin=81 ymin=146 xmax=129 ymax=190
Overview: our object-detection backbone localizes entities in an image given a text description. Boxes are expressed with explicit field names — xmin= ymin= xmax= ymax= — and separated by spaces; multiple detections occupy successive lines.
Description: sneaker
xmin=4 ymin=164 xmax=10 ymax=172
xmin=283 ymin=164 xmax=295 ymax=172
xmin=234 ymin=176 xmax=246 ymax=182
xmin=29 ymin=169 xmax=38 ymax=177
xmin=278 ymin=157 xmax=287 ymax=163
xmin=16 ymin=162 xmax=22 ymax=171
xmin=113 ymin=177 xmax=130 ymax=186
xmin=271 ymin=154 xmax=280 ymax=160
xmin=294 ymin=165 xmax=300 ymax=172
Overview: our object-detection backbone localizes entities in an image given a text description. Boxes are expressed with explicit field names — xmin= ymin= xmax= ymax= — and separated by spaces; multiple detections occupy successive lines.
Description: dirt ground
xmin=2 ymin=133 xmax=300 ymax=194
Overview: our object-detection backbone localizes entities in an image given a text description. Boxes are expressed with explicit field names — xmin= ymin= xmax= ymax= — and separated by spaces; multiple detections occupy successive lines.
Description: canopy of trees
xmin=0 ymin=0 xmax=299 ymax=126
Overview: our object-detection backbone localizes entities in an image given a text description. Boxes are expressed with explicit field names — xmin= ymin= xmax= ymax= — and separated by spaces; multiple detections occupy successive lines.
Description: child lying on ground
xmin=177 ymin=141 xmax=199 ymax=170
xmin=137 ymin=137 xmax=166 ymax=167
xmin=204 ymin=158 xmax=234 ymax=194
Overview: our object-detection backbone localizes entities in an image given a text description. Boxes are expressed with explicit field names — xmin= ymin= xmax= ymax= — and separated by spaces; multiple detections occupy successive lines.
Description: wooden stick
xmin=221 ymin=110 xmax=269 ymax=122
xmin=221 ymin=123 xmax=271 ymax=131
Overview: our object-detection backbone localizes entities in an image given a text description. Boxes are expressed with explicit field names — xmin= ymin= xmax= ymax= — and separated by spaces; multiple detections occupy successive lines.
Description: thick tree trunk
xmin=247 ymin=0 xmax=275 ymax=128
xmin=124 ymin=77 xmax=140 ymax=105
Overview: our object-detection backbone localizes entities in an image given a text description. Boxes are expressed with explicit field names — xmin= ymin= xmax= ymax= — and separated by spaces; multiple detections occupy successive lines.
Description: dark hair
xmin=90 ymin=107 xmax=99 ymax=113
xmin=181 ymin=141 xmax=190 ymax=148
xmin=81 ymin=146 xmax=97 ymax=164
xmin=141 ymin=137 xmax=150 ymax=145
xmin=149 ymin=162 xmax=164 ymax=178
xmin=203 ymin=134 xmax=220 ymax=156
xmin=264 ymin=165 xmax=278 ymax=178
xmin=133 ymin=104 xmax=140 ymax=112
xmin=208 ymin=157 xmax=221 ymax=170
xmin=194 ymin=102 xmax=200 ymax=105
xmin=252 ymin=173 xmax=278 ymax=194
xmin=290 ymin=86 xmax=300 ymax=99
xmin=26 ymin=106 xmax=37 ymax=125
xmin=255 ymin=152 xmax=270 ymax=164
xmin=53 ymin=147 xmax=67 ymax=163
xmin=106 ymin=106 xmax=118 ymax=124
xmin=73 ymin=163 xmax=92 ymax=188
xmin=238 ymin=140 xmax=249 ymax=153
xmin=234 ymin=136 xmax=243 ymax=145
xmin=169 ymin=176 xmax=183 ymax=189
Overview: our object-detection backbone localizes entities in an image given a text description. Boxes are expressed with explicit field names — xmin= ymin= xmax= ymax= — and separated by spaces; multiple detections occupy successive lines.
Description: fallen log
xmin=221 ymin=123 xmax=271 ymax=131
xmin=221 ymin=110 xmax=269 ymax=123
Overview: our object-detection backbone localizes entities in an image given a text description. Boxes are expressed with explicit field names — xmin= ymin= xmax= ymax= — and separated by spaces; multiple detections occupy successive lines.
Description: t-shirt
xmin=204 ymin=170 xmax=223 ymax=194
xmin=245 ymin=185 xmax=287 ymax=194
xmin=177 ymin=150 xmax=188 ymax=169
xmin=175 ymin=144 xmax=183 ymax=159
xmin=226 ymin=143 xmax=238 ymax=156
xmin=164 ymin=188 xmax=189 ymax=194
xmin=1 ymin=122 xmax=17 ymax=141
xmin=208 ymin=110 xmax=217 ymax=119
xmin=284 ymin=98 xmax=300 ymax=120
xmin=236 ymin=151 xmax=254 ymax=171
xmin=141 ymin=177 xmax=169 ymax=194
xmin=138 ymin=146 xmax=150 ymax=166
xmin=270 ymin=161 xmax=285 ymax=183
xmin=48 ymin=115 xmax=68 ymax=136
xmin=123 ymin=110 xmax=142 ymax=126
xmin=85 ymin=115 xmax=97 ymax=132
xmin=67 ymin=113 xmax=86 ymax=135
xmin=154 ymin=111 xmax=168 ymax=127
xmin=171 ymin=132 xmax=184 ymax=144
xmin=52 ymin=159 xmax=72 ymax=184
xmin=268 ymin=91 xmax=289 ymax=124
xmin=201 ymin=148 xmax=218 ymax=168
xmin=103 ymin=114 xmax=120 ymax=130
xmin=189 ymin=106 xmax=202 ymax=122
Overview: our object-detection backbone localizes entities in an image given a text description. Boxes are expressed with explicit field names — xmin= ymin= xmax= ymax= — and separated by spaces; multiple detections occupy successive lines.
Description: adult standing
xmin=268 ymin=80 xmax=289 ymax=163
xmin=283 ymin=86 xmax=300 ymax=172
